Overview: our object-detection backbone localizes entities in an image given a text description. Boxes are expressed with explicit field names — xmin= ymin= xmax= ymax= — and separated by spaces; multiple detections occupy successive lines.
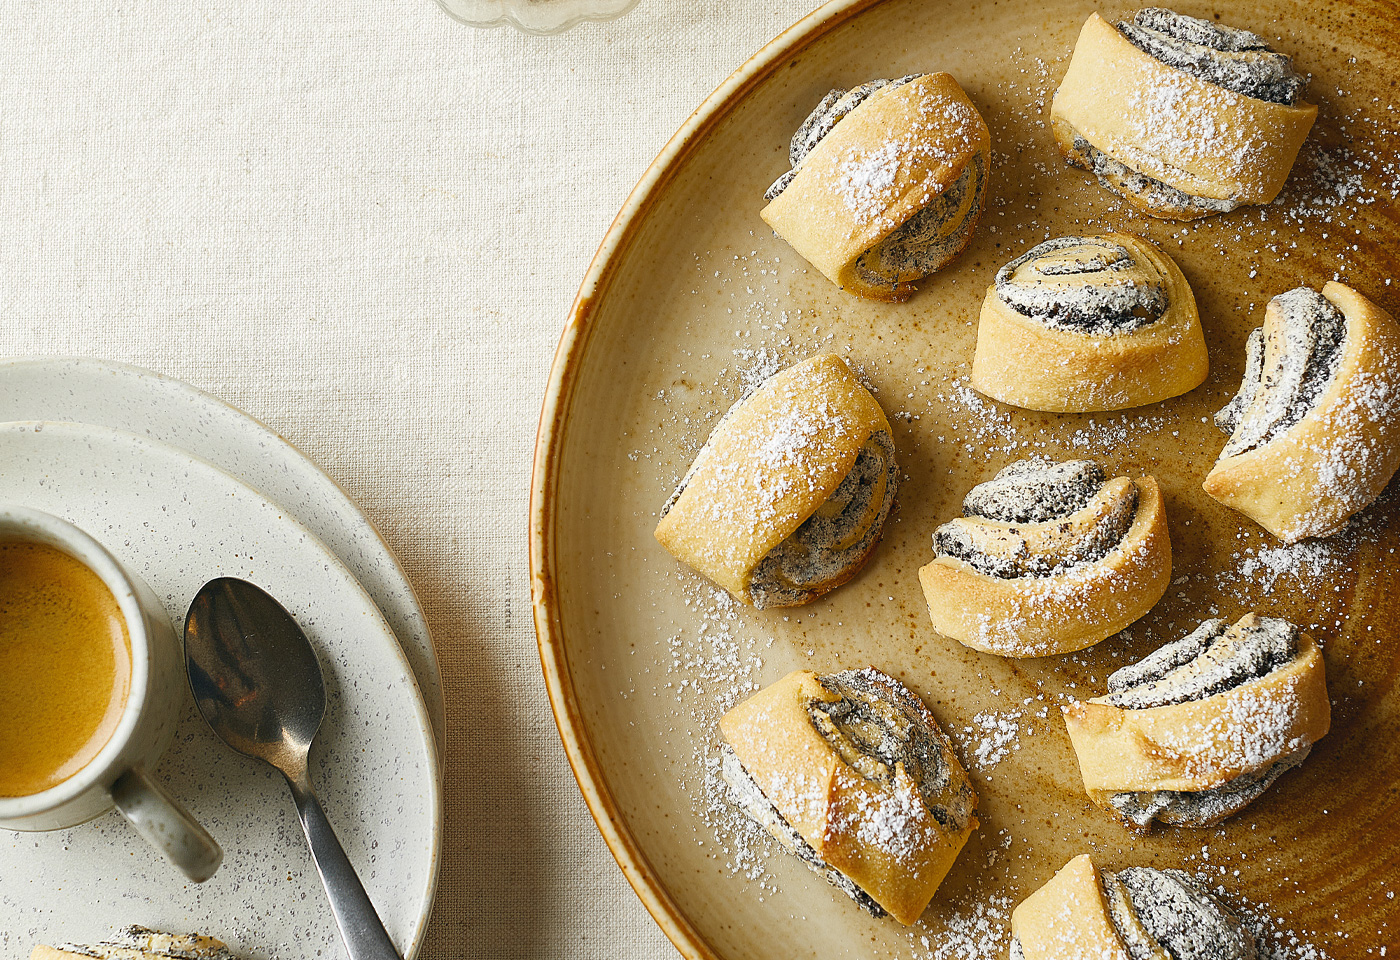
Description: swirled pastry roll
xmin=1204 ymin=282 xmax=1400 ymax=542
xmin=1064 ymin=613 xmax=1330 ymax=830
xmin=918 ymin=460 xmax=1171 ymax=658
xmin=655 ymin=354 xmax=896 ymax=608
xmin=1010 ymin=855 xmax=1258 ymax=960
xmin=719 ymin=668 xmax=977 ymax=924
xmin=761 ymin=73 xmax=990 ymax=301
xmin=971 ymin=233 xmax=1207 ymax=411
xmin=1051 ymin=9 xmax=1317 ymax=219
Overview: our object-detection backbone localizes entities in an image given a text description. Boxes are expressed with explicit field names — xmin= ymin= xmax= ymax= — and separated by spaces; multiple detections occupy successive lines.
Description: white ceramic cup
xmin=0 ymin=504 xmax=222 ymax=882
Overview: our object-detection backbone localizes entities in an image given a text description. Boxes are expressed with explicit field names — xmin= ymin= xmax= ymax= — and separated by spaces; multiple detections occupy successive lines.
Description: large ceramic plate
xmin=531 ymin=1 xmax=1400 ymax=957
xmin=0 ymin=357 xmax=445 ymax=769
xmin=0 ymin=421 xmax=439 ymax=960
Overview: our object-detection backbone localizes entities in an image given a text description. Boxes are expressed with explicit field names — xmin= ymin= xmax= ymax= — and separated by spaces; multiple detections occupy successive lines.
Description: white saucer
xmin=0 ymin=421 xmax=439 ymax=960
xmin=0 ymin=357 xmax=445 ymax=767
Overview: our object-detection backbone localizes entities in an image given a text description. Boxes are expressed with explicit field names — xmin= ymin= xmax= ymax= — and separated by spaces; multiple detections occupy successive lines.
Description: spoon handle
xmin=287 ymin=774 xmax=403 ymax=960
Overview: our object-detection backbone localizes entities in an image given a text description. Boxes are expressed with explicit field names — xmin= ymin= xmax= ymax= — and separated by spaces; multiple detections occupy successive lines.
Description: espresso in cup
xmin=0 ymin=540 xmax=134 ymax=797
xmin=0 ymin=505 xmax=222 ymax=881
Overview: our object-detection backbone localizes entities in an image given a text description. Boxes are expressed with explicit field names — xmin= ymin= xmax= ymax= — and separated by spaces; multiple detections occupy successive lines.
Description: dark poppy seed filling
xmin=1065 ymin=134 xmax=1240 ymax=216
xmin=1216 ymin=287 xmax=1348 ymax=458
xmin=808 ymin=669 xmax=975 ymax=832
xmin=1104 ymin=616 xmax=1298 ymax=709
xmin=1105 ymin=867 xmax=1258 ymax=960
xmin=748 ymin=430 xmax=898 ymax=609
xmin=1102 ymin=615 xmax=1306 ymax=828
xmin=994 ymin=236 xmax=1168 ymax=335
xmin=1107 ymin=746 xmax=1311 ymax=828
xmin=961 ymin=459 xmax=1106 ymax=522
xmin=933 ymin=460 xmax=1137 ymax=579
xmin=1118 ymin=8 xmax=1306 ymax=106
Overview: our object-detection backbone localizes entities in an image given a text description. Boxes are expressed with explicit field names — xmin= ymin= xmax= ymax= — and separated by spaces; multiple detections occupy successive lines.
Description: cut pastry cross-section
xmin=919 ymin=459 xmax=1171 ymax=658
xmin=1204 ymin=281 xmax=1400 ymax=542
xmin=32 ymin=927 xmax=238 ymax=960
xmin=655 ymin=353 xmax=897 ymax=608
xmin=1010 ymin=854 xmax=1258 ymax=960
xmin=760 ymin=72 xmax=989 ymax=301
xmin=1051 ymin=9 xmax=1317 ymax=219
xmin=971 ymin=233 xmax=1207 ymax=411
xmin=719 ymin=668 xmax=977 ymax=925
xmin=1064 ymin=612 xmax=1330 ymax=830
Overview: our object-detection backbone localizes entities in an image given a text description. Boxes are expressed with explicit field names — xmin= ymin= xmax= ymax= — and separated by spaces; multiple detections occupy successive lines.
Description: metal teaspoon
xmin=184 ymin=577 xmax=401 ymax=960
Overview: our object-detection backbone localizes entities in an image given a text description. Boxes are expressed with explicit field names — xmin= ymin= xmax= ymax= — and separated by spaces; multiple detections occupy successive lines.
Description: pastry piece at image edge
xmin=1205 ymin=281 xmax=1400 ymax=543
xmin=1063 ymin=612 xmax=1330 ymax=831
xmin=971 ymin=233 xmax=1207 ymax=412
xmin=33 ymin=927 xmax=237 ymax=960
xmin=655 ymin=353 xmax=897 ymax=609
xmin=918 ymin=459 xmax=1171 ymax=658
xmin=761 ymin=73 xmax=990 ymax=301
xmin=719 ymin=668 xmax=977 ymax=925
xmin=1009 ymin=854 xmax=1258 ymax=960
xmin=1051 ymin=8 xmax=1317 ymax=219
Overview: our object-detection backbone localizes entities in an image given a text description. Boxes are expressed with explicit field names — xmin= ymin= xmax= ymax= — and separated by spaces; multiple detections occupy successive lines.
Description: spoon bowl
xmin=185 ymin=577 xmax=401 ymax=960
xmin=186 ymin=577 xmax=325 ymax=771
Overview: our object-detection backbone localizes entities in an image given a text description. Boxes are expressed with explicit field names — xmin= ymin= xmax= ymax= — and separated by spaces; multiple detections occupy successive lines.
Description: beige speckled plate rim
xmin=529 ymin=2 xmax=886 ymax=956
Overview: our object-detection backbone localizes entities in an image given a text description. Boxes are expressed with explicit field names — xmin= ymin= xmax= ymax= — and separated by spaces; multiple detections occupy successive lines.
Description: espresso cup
xmin=0 ymin=504 xmax=222 ymax=882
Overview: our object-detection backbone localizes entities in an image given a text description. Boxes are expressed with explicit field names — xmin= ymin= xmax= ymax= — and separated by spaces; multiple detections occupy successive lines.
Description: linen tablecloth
xmin=0 ymin=0 xmax=816 ymax=955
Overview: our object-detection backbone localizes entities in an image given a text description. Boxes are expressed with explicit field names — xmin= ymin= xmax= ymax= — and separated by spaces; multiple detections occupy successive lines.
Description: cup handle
xmin=111 ymin=766 xmax=223 ymax=882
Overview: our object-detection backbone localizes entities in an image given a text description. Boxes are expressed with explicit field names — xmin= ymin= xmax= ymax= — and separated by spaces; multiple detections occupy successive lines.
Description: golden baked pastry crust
xmin=1051 ymin=13 xmax=1316 ymax=218
xmin=1010 ymin=855 xmax=1132 ymax=960
xmin=970 ymin=233 xmax=1207 ymax=412
xmin=760 ymin=73 xmax=989 ymax=301
xmin=31 ymin=929 xmax=234 ymax=960
xmin=1064 ymin=630 xmax=1330 ymax=797
xmin=718 ymin=670 xmax=977 ymax=925
xmin=918 ymin=476 xmax=1171 ymax=658
xmin=1204 ymin=282 xmax=1400 ymax=542
xmin=654 ymin=353 xmax=892 ymax=605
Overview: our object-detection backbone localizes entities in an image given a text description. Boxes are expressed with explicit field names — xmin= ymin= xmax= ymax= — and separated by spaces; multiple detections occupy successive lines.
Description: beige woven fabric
xmin=0 ymin=0 xmax=815 ymax=955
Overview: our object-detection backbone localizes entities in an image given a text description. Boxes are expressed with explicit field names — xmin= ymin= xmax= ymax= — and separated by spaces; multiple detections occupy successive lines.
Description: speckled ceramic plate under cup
xmin=531 ymin=1 xmax=1400 ymax=958
xmin=0 ymin=421 xmax=439 ymax=960
xmin=0 ymin=356 xmax=444 ymax=771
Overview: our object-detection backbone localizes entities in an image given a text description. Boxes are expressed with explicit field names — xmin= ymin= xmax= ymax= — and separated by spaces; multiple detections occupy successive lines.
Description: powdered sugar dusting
xmin=906 ymin=893 xmax=1015 ymax=960
xmin=965 ymin=709 xmax=1023 ymax=771
xmin=1237 ymin=540 xmax=1346 ymax=595
xmin=833 ymin=86 xmax=984 ymax=229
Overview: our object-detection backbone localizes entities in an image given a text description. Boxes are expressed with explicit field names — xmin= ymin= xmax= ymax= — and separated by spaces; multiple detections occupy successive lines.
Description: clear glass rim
xmin=433 ymin=0 xmax=641 ymax=36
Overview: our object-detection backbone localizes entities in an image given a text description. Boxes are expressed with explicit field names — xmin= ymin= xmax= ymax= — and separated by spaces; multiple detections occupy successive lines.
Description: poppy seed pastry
xmin=1051 ymin=9 xmax=1317 ymax=219
xmin=1204 ymin=282 xmax=1400 ymax=542
xmin=1010 ymin=855 xmax=1258 ymax=960
xmin=918 ymin=459 xmax=1171 ymax=658
xmin=32 ymin=928 xmax=238 ymax=960
xmin=719 ymin=668 xmax=977 ymax=924
xmin=1063 ymin=613 xmax=1330 ymax=831
xmin=655 ymin=354 xmax=897 ymax=608
xmin=971 ymin=233 xmax=1207 ymax=411
xmin=760 ymin=73 xmax=990 ymax=301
